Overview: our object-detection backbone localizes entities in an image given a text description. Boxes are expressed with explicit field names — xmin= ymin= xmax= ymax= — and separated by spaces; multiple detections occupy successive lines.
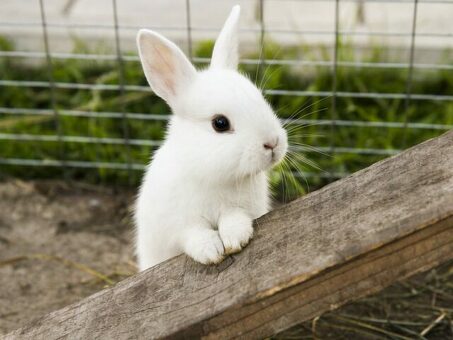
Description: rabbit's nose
xmin=263 ymin=138 xmax=279 ymax=150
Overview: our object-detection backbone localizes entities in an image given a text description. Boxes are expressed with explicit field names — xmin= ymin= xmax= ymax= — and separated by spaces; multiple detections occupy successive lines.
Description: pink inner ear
xmin=145 ymin=43 xmax=177 ymax=97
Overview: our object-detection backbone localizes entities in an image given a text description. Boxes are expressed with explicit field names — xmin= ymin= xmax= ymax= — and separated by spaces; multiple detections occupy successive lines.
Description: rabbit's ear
xmin=211 ymin=5 xmax=240 ymax=70
xmin=137 ymin=29 xmax=196 ymax=105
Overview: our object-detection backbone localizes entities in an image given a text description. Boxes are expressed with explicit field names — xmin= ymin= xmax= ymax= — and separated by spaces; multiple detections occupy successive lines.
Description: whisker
xmin=275 ymin=103 xmax=291 ymax=115
xmin=295 ymin=95 xmax=332 ymax=116
xmin=258 ymin=45 xmax=284 ymax=91
xmin=282 ymin=96 xmax=331 ymax=125
xmin=283 ymin=107 xmax=329 ymax=129
xmin=289 ymin=143 xmax=331 ymax=157
xmin=288 ymin=121 xmax=326 ymax=130
xmin=288 ymin=150 xmax=325 ymax=172
xmin=288 ymin=134 xmax=326 ymax=140
xmin=260 ymin=65 xmax=283 ymax=93
xmin=280 ymin=157 xmax=290 ymax=202
xmin=254 ymin=37 xmax=265 ymax=86
xmin=284 ymin=155 xmax=310 ymax=193
xmin=280 ymin=156 xmax=296 ymax=202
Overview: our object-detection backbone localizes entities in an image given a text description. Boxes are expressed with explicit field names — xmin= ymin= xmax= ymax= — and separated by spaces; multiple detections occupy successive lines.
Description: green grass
xmin=1 ymin=37 xmax=452 ymax=200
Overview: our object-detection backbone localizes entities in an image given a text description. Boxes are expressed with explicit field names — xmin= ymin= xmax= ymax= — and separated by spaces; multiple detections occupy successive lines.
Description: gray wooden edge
xmin=4 ymin=130 xmax=453 ymax=340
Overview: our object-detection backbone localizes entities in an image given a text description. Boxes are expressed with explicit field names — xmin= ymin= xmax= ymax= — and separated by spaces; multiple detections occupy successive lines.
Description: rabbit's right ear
xmin=210 ymin=5 xmax=240 ymax=70
xmin=137 ymin=30 xmax=196 ymax=106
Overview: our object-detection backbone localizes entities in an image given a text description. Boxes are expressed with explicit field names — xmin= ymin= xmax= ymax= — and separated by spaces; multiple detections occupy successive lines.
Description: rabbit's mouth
xmin=272 ymin=145 xmax=287 ymax=166
xmin=270 ymin=152 xmax=278 ymax=164
xmin=268 ymin=149 xmax=285 ymax=167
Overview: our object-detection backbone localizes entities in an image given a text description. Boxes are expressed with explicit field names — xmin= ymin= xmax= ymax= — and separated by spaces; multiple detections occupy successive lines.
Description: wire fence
xmin=0 ymin=0 xmax=452 ymax=189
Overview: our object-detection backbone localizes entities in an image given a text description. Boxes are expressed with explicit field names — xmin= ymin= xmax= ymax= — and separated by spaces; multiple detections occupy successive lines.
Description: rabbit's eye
xmin=212 ymin=115 xmax=231 ymax=133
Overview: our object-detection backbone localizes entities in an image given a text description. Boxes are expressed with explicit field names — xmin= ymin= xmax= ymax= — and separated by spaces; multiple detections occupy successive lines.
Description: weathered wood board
xmin=4 ymin=130 xmax=453 ymax=339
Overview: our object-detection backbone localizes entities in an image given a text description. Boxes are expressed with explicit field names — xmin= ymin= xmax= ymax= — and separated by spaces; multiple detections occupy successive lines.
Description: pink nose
xmin=263 ymin=138 xmax=278 ymax=150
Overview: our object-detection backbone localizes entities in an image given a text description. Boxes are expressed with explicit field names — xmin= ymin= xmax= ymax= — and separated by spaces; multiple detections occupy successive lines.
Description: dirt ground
xmin=0 ymin=180 xmax=136 ymax=335
xmin=0 ymin=180 xmax=452 ymax=338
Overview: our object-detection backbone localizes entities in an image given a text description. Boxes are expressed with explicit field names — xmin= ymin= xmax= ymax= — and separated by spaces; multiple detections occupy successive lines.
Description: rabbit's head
xmin=137 ymin=5 xmax=287 ymax=181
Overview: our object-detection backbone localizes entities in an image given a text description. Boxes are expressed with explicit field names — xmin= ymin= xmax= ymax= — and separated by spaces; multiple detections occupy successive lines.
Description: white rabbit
xmin=135 ymin=5 xmax=288 ymax=270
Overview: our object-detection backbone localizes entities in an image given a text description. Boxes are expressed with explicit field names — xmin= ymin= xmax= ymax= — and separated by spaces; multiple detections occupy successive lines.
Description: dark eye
xmin=212 ymin=115 xmax=231 ymax=133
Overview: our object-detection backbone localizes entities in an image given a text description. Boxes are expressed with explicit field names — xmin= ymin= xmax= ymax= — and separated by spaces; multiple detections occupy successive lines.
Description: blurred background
xmin=1 ymin=0 xmax=452 ymax=199
xmin=0 ymin=0 xmax=452 ymax=338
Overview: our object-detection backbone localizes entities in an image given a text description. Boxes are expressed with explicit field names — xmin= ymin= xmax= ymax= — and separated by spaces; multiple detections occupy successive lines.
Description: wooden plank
xmin=4 ymin=130 xmax=453 ymax=340
xmin=202 ymin=216 xmax=453 ymax=339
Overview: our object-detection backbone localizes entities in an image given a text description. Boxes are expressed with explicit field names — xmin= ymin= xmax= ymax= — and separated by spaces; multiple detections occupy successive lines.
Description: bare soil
xmin=0 ymin=180 xmax=136 ymax=335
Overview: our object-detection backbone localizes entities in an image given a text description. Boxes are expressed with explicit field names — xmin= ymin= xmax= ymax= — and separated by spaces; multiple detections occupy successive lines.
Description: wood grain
xmin=4 ymin=130 xmax=453 ymax=340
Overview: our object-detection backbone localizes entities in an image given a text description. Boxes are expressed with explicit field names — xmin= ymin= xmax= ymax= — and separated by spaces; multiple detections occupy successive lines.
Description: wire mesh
xmin=0 ymin=0 xmax=452 ymax=189
xmin=112 ymin=0 xmax=132 ymax=182
xmin=38 ymin=0 xmax=65 ymax=174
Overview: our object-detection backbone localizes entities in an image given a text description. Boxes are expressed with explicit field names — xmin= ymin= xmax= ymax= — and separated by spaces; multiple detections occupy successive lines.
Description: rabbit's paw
xmin=219 ymin=219 xmax=253 ymax=255
xmin=183 ymin=228 xmax=225 ymax=265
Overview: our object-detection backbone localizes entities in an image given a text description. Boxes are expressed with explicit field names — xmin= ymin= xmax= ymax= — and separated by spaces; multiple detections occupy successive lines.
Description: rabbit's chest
xmin=196 ymin=179 xmax=269 ymax=221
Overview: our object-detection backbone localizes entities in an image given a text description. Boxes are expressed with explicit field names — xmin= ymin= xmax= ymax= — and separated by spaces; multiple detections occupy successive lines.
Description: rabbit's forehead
xmin=188 ymin=70 xmax=275 ymax=120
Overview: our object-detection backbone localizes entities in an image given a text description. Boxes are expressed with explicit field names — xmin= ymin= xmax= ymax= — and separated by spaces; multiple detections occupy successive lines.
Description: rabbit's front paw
xmin=219 ymin=220 xmax=253 ymax=255
xmin=183 ymin=228 xmax=225 ymax=265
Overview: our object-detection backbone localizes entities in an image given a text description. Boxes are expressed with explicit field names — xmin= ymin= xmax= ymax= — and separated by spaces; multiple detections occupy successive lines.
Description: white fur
xmin=135 ymin=5 xmax=288 ymax=270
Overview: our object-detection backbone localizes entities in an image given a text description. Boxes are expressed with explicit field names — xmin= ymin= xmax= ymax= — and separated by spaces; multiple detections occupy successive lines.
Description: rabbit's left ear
xmin=210 ymin=5 xmax=240 ymax=70
xmin=137 ymin=29 xmax=196 ymax=107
